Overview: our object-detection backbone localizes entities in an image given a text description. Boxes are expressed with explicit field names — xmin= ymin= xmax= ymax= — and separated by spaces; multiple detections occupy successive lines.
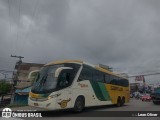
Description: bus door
xmin=55 ymin=69 xmax=73 ymax=109
xmin=55 ymin=89 xmax=72 ymax=109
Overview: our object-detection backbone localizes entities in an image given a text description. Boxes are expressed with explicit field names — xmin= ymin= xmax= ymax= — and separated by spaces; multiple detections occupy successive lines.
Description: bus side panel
xmin=71 ymin=80 xmax=113 ymax=108
xmin=124 ymin=87 xmax=130 ymax=103
xmin=89 ymin=81 xmax=106 ymax=101
xmin=105 ymin=84 xmax=116 ymax=104
xmin=105 ymin=84 xmax=130 ymax=104
xmin=55 ymin=89 xmax=73 ymax=109
xmin=88 ymin=81 xmax=112 ymax=105
xmin=71 ymin=80 xmax=97 ymax=108
xmin=97 ymin=82 xmax=111 ymax=101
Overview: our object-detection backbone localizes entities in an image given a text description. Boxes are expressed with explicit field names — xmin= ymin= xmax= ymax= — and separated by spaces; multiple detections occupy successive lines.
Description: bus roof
xmin=95 ymin=65 xmax=128 ymax=79
xmin=45 ymin=60 xmax=83 ymax=66
xmin=45 ymin=60 xmax=128 ymax=79
xmin=82 ymin=62 xmax=128 ymax=79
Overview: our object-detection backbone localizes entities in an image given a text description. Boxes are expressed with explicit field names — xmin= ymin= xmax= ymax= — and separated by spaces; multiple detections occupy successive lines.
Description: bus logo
xmin=58 ymin=98 xmax=71 ymax=108
xmin=111 ymin=86 xmax=123 ymax=91
xmin=78 ymin=83 xmax=88 ymax=88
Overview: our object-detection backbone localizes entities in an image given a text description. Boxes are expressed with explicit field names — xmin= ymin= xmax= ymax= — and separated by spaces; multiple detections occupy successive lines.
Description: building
xmin=130 ymin=82 xmax=154 ymax=94
xmin=13 ymin=62 xmax=44 ymax=89
xmin=13 ymin=62 xmax=44 ymax=104
xmin=14 ymin=87 xmax=32 ymax=105
xmin=130 ymin=83 xmax=142 ymax=93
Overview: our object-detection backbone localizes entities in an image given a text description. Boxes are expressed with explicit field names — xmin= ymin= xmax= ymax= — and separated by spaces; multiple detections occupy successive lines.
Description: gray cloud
xmin=0 ymin=0 xmax=160 ymax=84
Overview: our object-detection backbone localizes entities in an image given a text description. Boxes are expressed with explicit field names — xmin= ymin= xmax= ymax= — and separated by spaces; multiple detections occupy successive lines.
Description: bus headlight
xmin=48 ymin=93 xmax=61 ymax=100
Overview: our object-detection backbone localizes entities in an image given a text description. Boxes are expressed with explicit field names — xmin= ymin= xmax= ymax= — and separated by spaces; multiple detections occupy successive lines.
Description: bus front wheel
xmin=73 ymin=96 xmax=85 ymax=112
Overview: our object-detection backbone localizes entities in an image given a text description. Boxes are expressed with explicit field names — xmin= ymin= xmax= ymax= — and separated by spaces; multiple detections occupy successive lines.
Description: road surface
xmin=0 ymin=98 xmax=160 ymax=120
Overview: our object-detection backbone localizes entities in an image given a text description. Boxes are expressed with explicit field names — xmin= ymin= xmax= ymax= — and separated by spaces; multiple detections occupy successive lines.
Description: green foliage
xmin=0 ymin=80 xmax=12 ymax=95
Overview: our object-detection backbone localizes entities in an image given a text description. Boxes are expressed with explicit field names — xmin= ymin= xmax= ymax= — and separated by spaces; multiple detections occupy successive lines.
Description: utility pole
xmin=11 ymin=55 xmax=24 ymax=64
xmin=10 ymin=54 xmax=24 ymax=104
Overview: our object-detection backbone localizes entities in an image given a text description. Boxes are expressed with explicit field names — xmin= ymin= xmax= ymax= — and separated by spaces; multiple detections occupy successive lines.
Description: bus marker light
xmin=48 ymin=93 xmax=61 ymax=100
xmin=34 ymin=103 xmax=38 ymax=106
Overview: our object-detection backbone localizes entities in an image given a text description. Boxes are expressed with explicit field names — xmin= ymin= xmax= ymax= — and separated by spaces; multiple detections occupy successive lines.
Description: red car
xmin=141 ymin=95 xmax=151 ymax=101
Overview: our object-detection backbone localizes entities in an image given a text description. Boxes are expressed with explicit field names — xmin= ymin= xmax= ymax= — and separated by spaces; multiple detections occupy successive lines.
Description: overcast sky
xmin=0 ymin=0 xmax=160 ymax=84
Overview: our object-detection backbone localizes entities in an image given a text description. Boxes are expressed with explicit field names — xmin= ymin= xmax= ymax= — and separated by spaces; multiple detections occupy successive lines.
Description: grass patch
xmin=0 ymin=104 xmax=7 ymax=108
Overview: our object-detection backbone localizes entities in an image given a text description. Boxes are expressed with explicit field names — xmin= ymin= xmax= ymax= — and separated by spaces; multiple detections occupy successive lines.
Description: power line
xmin=0 ymin=73 xmax=9 ymax=79
xmin=112 ymin=66 xmax=160 ymax=78
xmin=32 ymin=0 xmax=40 ymax=19
xmin=0 ymin=70 xmax=13 ymax=73
xmin=129 ymin=72 xmax=160 ymax=78
xmin=8 ymin=0 xmax=40 ymax=54
xmin=7 ymin=0 xmax=21 ymax=54
xmin=8 ymin=0 xmax=11 ymax=36
xmin=8 ymin=0 xmax=14 ymax=53
xmin=15 ymin=0 xmax=21 ymax=54
xmin=23 ymin=0 xmax=40 ymax=42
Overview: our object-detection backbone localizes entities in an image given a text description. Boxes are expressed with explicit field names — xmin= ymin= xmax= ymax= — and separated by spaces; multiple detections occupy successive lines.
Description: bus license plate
xmin=34 ymin=103 xmax=38 ymax=106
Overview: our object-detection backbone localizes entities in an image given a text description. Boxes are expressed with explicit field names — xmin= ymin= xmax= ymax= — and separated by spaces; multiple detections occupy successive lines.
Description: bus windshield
xmin=31 ymin=63 xmax=80 ymax=94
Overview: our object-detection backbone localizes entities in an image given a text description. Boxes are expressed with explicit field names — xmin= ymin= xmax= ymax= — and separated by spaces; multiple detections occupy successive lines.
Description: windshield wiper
xmin=39 ymin=74 xmax=48 ymax=86
xmin=33 ymin=74 xmax=48 ymax=90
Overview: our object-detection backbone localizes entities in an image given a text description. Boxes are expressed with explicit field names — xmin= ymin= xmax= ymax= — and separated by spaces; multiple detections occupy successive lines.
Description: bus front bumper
xmin=28 ymin=97 xmax=57 ymax=110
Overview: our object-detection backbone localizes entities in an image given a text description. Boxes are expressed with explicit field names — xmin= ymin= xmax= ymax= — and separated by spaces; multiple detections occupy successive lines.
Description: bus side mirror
xmin=78 ymin=76 xmax=83 ymax=81
xmin=55 ymin=67 xmax=73 ymax=78
xmin=28 ymin=70 xmax=40 ymax=83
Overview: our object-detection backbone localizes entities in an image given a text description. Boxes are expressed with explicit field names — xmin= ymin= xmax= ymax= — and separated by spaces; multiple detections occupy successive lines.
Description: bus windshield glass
xmin=31 ymin=63 xmax=80 ymax=94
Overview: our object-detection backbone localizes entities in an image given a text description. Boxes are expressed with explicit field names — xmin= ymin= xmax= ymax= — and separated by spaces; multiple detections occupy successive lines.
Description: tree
xmin=0 ymin=80 xmax=11 ymax=96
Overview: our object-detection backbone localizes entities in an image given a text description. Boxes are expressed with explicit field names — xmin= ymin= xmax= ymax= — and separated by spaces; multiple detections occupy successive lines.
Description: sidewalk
xmin=0 ymin=106 xmax=45 ymax=111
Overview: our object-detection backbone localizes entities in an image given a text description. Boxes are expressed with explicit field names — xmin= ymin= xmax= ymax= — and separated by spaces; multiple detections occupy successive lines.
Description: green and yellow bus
xmin=28 ymin=60 xmax=130 ymax=111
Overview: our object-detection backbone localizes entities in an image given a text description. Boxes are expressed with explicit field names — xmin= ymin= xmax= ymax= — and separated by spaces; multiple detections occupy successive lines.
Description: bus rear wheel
xmin=73 ymin=96 xmax=85 ymax=112
xmin=116 ymin=97 xmax=121 ymax=107
xmin=121 ymin=97 xmax=125 ymax=106
xmin=153 ymin=101 xmax=159 ymax=105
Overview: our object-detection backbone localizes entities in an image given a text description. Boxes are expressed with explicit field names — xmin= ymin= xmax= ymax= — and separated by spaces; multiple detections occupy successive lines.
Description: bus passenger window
xmin=105 ymin=74 xmax=110 ymax=83
xmin=110 ymin=76 xmax=118 ymax=85
xmin=79 ymin=65 xmax=92 ymax=81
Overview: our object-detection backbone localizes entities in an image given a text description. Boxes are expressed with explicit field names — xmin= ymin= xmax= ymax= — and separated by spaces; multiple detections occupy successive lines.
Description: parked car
xmin=139 ymin=94 xmax=144 ymax=99
xmin=141 ymin=94 xmax=151 ymax=102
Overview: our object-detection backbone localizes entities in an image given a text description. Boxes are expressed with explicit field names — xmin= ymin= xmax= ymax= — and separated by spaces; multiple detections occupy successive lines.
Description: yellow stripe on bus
xmin=29 ymin=92 xmax=41 ymax=98
xmin=45 ymin=60 xmax=83 ymax=66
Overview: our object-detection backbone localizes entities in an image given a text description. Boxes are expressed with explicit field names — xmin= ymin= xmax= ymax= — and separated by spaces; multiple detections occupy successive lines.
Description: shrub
xmin=0 ymin=80 xmax=12 ymax=95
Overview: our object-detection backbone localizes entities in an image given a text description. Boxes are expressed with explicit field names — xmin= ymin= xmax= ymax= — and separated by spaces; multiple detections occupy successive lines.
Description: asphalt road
xmin=0 ymin=98 xmax=160 ymax=120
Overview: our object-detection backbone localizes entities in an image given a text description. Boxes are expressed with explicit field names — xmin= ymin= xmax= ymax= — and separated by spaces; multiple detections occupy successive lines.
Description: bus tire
xmin=121 ymin=97 xmax=125 ymax=106
xmin=153 ymin=101 xmax=159 ymax=105
xmin=116 ymin=97 xmax=121 ymax=107
xmin=73 ymin=96 xmax=85 ymax=112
